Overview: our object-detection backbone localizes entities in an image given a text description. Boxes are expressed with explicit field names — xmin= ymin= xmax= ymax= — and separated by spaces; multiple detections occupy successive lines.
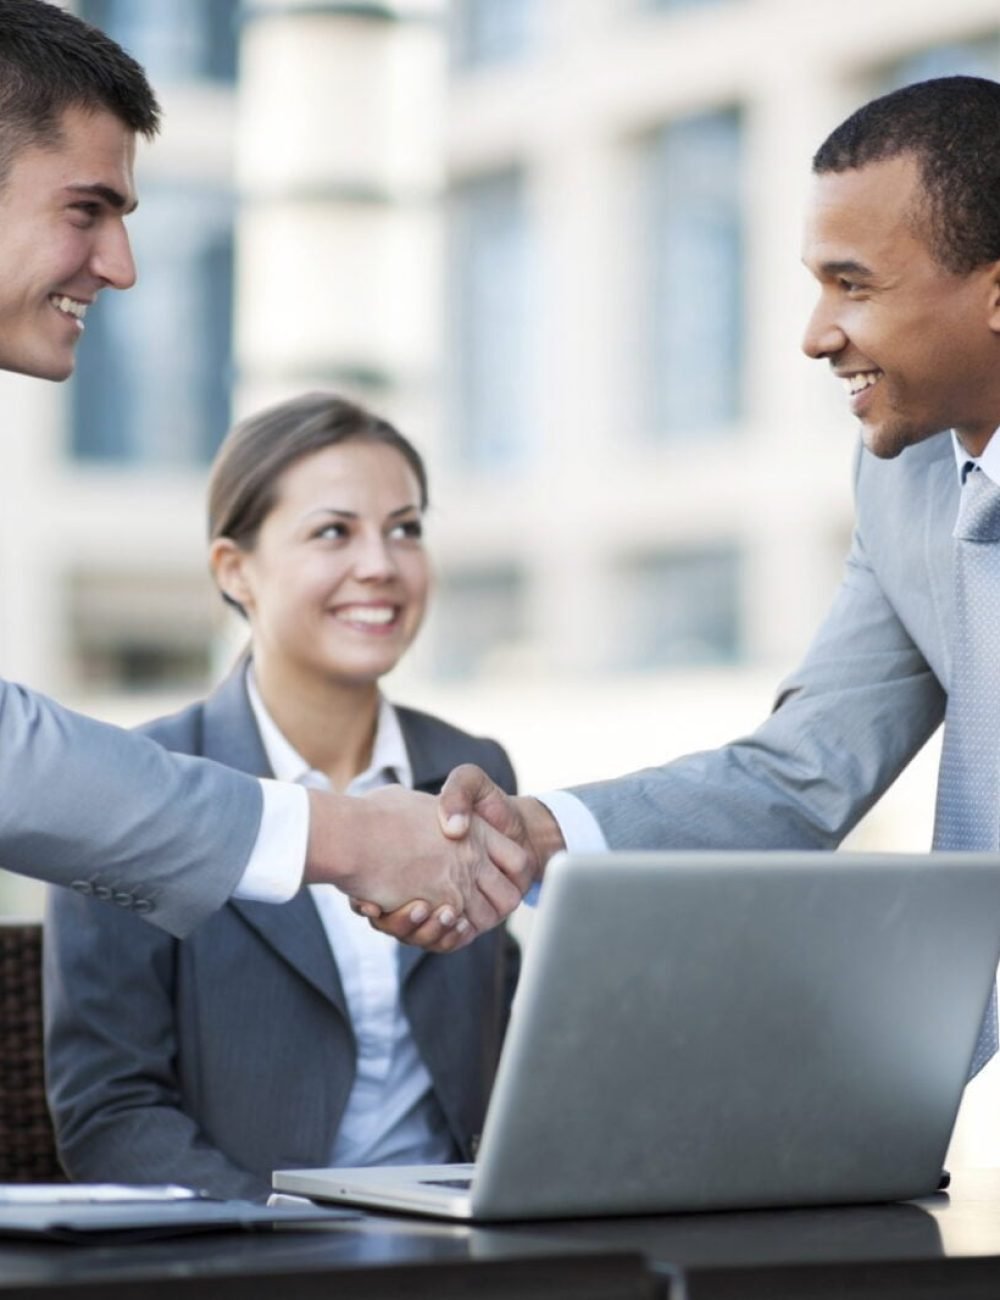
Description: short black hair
xmin=812 ymin=75 xmax=1000 ymax=274
xmin=0 ymin=0 xmax=159 ymax=184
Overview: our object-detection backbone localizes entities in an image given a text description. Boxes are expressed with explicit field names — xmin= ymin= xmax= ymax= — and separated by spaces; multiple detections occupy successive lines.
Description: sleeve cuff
xmin=535 ymin=789 xmax=609 ymax=852
xmin=520 ymin=790 xmax=609 ymax=906
xmin=232 ymin=780 xmax=310 ymax=903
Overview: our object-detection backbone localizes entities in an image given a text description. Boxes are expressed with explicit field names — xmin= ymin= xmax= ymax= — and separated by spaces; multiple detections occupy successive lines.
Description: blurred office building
xmin=1 ymin=0 xmax=999 ymax=920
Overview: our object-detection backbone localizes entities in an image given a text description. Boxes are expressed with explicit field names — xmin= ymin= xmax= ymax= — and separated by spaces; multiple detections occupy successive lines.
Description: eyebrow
xmin=64 ymin=183 xmax=138 ymax=215
xmin=816 ymin=259 xmax=874 ymax=280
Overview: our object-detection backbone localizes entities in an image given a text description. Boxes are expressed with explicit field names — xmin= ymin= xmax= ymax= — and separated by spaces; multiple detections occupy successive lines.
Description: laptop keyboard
xmin=418 ymin=1178 xmax=473 ymax=1190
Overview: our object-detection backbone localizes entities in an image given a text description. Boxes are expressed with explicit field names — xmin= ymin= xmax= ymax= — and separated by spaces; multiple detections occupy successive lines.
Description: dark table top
xmin=6 ymin=1168 xmax=1000 ymax=1299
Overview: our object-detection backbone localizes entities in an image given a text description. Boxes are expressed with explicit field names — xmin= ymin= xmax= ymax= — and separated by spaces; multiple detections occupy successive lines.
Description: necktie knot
xmin=954 ymin=465 xmax=1000 ymax=542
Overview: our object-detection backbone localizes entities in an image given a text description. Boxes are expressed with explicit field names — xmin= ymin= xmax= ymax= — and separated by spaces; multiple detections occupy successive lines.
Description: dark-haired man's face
xmin=0 ymin=106 xmax=137 ymax=381
xmin=800 ymin=153 xmax=1000 ymax=459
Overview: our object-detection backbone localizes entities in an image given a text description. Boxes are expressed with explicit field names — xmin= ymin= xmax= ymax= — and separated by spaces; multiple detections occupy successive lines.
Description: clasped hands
xmin=344 ymin=765 xmax=564 ymax=952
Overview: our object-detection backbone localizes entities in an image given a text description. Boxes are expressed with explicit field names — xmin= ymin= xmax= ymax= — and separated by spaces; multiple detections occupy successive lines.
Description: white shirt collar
xmin=951 ymin=427 xmax=1000 ymax=487
xmin=245 ymin=665 xmax=413 ymax=792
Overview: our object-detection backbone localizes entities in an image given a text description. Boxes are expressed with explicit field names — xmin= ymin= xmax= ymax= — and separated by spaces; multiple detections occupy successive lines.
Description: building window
xmin=80 ymin=0 xmax=239 ymax=84
xmin=879 ymin=36 xmax=1000 ymax=90
xmin=71 ymin=186 xmax=234 ymax=467
xmin=647 ymin=0 xmax=732 ymax=11
xmin=450 ymin=0 xmax=538 ymax=69
xmin=68 ymin=570 xmax=215 ymax=693
xmin=448 ymin=170 xmax=536 ymax=469
xmin=430 ymin=567 xmax=525 ymax=680
xmin=644 ymin=107 xmax=744 ymax=439
xmin=613 ymin=547 xmax=742 ymax=669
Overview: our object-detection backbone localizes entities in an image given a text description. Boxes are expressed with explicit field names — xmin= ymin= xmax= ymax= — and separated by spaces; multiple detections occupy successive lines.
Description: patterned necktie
xmin=933 ymin=464 xmax=1000 ymax=1076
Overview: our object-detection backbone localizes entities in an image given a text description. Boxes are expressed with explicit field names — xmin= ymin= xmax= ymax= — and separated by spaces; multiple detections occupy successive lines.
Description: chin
xmin=860 ymin=423 xmax=922 ymax=461
xmin=325 ymin=661 xmax=395 ymax=688
xmin=9 ymin=353 xmax=76 ymax=383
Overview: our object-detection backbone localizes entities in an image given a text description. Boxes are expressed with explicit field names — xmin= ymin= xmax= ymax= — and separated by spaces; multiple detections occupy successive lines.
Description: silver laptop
xmin=274 ymin=850 xmax=1000 ymax=1221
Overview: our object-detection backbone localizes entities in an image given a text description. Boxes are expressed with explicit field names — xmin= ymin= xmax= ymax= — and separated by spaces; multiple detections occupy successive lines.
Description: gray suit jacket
xmin=43 ymin=668 xmax=520 ymax=1201
xmin=574 ymin=433 xmax=954 ymax=848
xmin=0 ymin=683 xmax=261 ymax=936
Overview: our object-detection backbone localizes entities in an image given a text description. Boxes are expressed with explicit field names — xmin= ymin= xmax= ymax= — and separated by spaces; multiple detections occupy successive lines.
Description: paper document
xmin=0 ymin=1183 xmax=203 ymax=1205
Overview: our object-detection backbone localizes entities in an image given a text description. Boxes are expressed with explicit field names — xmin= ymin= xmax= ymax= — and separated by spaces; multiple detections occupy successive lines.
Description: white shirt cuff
xmin=535 ymin=790 xmax=609 ymax=852
xmin=519 ymin=791 xmax=608 ymax=906
xmin=232 ymin=779 xmax=310 ymax=903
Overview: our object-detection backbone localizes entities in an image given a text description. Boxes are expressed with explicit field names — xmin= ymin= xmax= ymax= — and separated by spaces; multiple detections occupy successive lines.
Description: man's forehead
xmin=802 ymin=158 xmax=923 ymax=258
xmin=12 ymin=107 xmax=139 ymax=204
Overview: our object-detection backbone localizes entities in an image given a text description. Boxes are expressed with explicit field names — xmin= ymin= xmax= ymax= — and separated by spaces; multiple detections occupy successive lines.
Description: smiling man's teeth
xmin=52 ymin=295 xmax=87 ymax=320
xmin=337 ymin=606 xmax=395 ymax=625
xmin=846 ymin=371 xmax=881 ymax=395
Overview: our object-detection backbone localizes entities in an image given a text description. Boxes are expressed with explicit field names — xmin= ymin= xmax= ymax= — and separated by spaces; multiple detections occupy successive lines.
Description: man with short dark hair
xmin=387 ymin=78 xmax=1000 ymax=1014
xmin=0 ymin=0 xmax=530 ymax=937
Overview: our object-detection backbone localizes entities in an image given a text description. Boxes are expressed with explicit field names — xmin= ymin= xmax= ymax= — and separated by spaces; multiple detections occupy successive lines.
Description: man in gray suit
xmin=0 ymin=0 xmax=529 ymax=938
xmin=376 ymin=76 xmax=1000 ymax=954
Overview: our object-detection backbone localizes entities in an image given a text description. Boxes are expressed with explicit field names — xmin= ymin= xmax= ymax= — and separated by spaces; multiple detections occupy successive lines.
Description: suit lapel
xmin=201 ymin=666 xmax=349 ymax=1016
xmin=198 ymin=678 xmax=460 ymax=995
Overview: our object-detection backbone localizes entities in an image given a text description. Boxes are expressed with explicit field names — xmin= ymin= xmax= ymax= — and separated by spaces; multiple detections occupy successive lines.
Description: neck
xmin=955 ymin=425 xmax=999 ymax=460
xmin=252 ymin=657 xmax=381 ymax=792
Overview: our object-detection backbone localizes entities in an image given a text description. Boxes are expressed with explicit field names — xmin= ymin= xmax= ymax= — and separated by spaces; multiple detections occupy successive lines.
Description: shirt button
xmin=71 ymin=880 xmax=93 ymax=895
xmin=133 ymin=899 xmax=153 ymax=914
xmin=112 ymin=893 xmax=133 ymax=907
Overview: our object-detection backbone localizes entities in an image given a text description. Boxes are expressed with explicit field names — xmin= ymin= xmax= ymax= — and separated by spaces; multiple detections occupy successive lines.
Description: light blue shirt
xmin=951 ymin=426 xmax=1000 ymax=486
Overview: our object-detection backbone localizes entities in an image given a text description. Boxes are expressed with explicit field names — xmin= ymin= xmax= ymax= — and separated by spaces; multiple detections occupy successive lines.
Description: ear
xmin=209 ymin=537 xmax=255 ymax=612
xmin=986 ymin=260 xmax=1000 ymax=334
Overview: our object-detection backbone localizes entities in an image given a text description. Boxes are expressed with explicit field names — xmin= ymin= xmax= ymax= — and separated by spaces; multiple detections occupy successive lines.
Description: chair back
xmin=0 ymin=920 xmax=65 ymax=1181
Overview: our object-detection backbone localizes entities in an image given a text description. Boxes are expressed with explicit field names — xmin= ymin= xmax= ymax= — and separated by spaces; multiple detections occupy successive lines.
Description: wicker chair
xmin=0 ymin=920 xmax=65 ymax=1181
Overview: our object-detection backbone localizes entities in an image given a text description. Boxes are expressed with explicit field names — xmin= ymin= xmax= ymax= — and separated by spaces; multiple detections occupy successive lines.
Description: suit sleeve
xmin=0 ymin=683 xmax=262 ymax=937
xmin=43 ymin=886 xmax=272 ymax=1202
xmin=571 ymin=458 xmax=946 ymax=850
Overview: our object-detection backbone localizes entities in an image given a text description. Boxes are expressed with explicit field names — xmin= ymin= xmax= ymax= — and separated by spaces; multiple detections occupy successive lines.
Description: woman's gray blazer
xmin=43 ymin=667 xmax=520 ymax=1201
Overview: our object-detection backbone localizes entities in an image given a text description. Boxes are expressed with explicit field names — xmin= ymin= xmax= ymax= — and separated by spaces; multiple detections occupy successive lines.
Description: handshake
xmin=304 ymin=765 xmax=567 ymax=952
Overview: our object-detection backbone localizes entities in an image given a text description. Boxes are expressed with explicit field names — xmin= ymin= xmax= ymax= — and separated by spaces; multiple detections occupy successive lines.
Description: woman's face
xmin=215 ymin=440 xmax=430 ymax=690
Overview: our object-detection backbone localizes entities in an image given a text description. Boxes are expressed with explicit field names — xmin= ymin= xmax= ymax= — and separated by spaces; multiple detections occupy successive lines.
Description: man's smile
xmin=843 ymin=370 xmax=882 ymax=396
xmin=50 ymin=294 xmax=90 ymax=326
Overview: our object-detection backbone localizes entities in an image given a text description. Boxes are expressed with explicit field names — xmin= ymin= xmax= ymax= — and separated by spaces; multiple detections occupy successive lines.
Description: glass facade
xmin=648 ymin=0 xmax=732 ymax=11
xmin=71 ymin=187 xmax=234 ymax=466
xmin=645 ymin=107 xmax=744 ymax=439
xmin=450 ymin=0 xmax=538 ymax=68
xmin=448 ymin=169 xmax=536 ymax=468
xmin=615 ymin=546 xmax=743 ymax=668
xmin=80 ymin=0 xmax=239 ymax=83
xmin=431 ymin=567 xmax=525 ymax=680
xmin=880 ymin=35 xmax=1000 ymax=89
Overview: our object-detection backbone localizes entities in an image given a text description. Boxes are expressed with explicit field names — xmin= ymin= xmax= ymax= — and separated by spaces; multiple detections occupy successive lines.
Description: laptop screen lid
xmin=275 ymin=851 xmax=1000 ymax=1220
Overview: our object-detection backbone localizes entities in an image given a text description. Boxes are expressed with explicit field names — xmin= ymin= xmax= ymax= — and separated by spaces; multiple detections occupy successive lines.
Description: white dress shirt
xmin=246 ymin=671 xmax=454 ymax=1166
xmin=952 ymin=426 xmax=1000 ymax=486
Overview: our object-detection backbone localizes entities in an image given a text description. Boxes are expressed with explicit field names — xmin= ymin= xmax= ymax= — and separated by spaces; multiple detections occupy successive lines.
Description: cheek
xmin=249 ymin=565 xmax=324 ymax=628
xmin=402 ymin=559 xmax=431 ymax=623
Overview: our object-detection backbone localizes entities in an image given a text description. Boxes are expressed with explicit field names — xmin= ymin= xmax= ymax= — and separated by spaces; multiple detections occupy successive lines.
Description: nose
xmin=801 ymin=294 xmax=847 ymax=360
xmin=352 ymin=531 xmax=397 ymax=581
xmin=91 ymin=221 xmax=137 ymax=291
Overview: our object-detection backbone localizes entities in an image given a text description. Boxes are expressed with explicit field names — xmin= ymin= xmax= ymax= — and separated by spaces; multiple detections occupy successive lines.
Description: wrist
xmin=302 ymin=788 xmax=360 ymax=891
xmin=521 ymin=797 xmax=565 ymax=881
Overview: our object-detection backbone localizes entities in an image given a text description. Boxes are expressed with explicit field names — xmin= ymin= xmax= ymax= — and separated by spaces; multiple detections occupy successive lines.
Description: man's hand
xmin=359 ymin=766 xmax=567 ymax=949
xmin=303 ymin=785 xmax=532 ymax=947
